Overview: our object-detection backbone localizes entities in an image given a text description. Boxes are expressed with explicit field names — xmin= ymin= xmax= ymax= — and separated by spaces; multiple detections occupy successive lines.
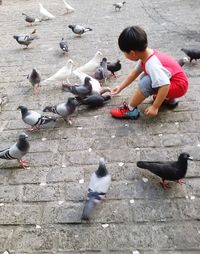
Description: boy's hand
xmin=111 ymin=85 xmax=122 ymax=96
xmin=144 ymin=105 xmax=158 ymax=117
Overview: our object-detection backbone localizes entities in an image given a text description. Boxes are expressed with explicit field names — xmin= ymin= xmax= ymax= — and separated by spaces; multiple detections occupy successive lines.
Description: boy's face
xmin=123 ymin=50 xmax=139 ymax=61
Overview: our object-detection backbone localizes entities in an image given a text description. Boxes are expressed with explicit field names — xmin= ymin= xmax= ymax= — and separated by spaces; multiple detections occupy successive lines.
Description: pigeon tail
xmin=81 ymin=197 xmax=96 ymax=221
xmin=137 ymin=161 xmax=152 ymax=169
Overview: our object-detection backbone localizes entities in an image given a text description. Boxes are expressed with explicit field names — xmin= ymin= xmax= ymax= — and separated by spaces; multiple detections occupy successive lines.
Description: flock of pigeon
xmin=0 ymin=1 xmax=198 ymax=221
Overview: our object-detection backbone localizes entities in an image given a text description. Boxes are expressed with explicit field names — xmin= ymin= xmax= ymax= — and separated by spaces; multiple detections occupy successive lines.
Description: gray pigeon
xmin=0 ymin=133 xmax=30 ymax=169
xmin=137 ymin=153 xmax=193 ymax=189
xmin=62 ymin=77 xmax=92 ymax=98
xmin=94 ymin=58 xmax=111 ymax=81
xmin=18 ymin=105 xmax=56 ymax=131
xmin=68 ymin=25 xmax=92 ymax=36
xmin=59 ymin=37 xmax=69 ymax=53
xmin=22 ymin=13 xmax=40 ymax=25
xmin=76 ymin=94 xmax=111 ymax=108
xmin=113 ymin=1 xmax=126 ymax=11
xmin=43 ymin=97 xmax=77 ymax=125
xmin=13 ymin=29 xmax=38 ymax=48
xmin=177 ymin=57 xmax=189 ymax=67
xmin=27 ymin=68 xmax=41 ymax=95
xmin=107 ymin=60 xmax=121 ymax=76
xmin=81 ymin=158 xmax=111 ymax=221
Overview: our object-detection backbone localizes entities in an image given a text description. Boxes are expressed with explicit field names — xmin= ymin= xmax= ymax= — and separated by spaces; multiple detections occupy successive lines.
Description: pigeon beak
xmin=188 ymin=156 xmax=193 ymax=161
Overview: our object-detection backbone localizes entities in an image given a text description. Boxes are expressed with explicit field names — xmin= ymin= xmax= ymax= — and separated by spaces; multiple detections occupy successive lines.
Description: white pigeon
xmin=62 ymin=0 xmax=75 ymax=13
xmin=43 ymin=59 xmax=74 ymax=85
xmin=73 ymin=70 xmax=101 ymax=94
xmin=76 ymin=51 xmax=103 ymax=75
xmin=39 ymin=3 xmax=55 ymax=20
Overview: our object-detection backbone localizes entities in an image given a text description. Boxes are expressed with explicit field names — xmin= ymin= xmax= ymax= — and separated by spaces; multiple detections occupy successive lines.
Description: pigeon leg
xmin=160 ymin=180 xmax=171 ymax=189
xmin=19 ymin=159 xmax=29 ymax=169
xmin=176 ymin=179 xmax=185 ymax=185
xmin=34 ymin=84 xmax=40 ymax=96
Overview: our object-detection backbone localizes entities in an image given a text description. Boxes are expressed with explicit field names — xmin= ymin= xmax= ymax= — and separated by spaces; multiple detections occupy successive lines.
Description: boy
xmin=111 ymin=26 xmax=188 ymax=119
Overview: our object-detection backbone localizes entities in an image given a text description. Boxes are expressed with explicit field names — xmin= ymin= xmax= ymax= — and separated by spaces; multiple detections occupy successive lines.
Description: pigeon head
xmin=18 ymin=133 xmax=28 ymax=141
xmin=96 ymin=158 xmax=108 ymax=177
xmin=68 ymin=25 xmax=74 ymax=29
xmin=94 ymin=51 xmax=103 ymax=60
xmin=17 ymin=105 xmax=28 ymax=115
xmin=67 ymin=97 xmax=76 ymax=104
xmin=182 ymin=57 xmax=189 ymax=63
xmin=179 ymin=153 xmax=193 ymax=161
xmin=84 ymin=77 xmax=91 ymax=83
xmin=13 ymin=35 xmax=18 ymax=40
xmin=102 ymin=94 xmax=111 ymax=101
xmin=102 ymin=57 xmax=107 ymax=62
xmin=123 ymin=1 xmax=126 ymax=4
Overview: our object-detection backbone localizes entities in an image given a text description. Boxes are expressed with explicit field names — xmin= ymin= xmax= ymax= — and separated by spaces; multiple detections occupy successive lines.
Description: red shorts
xmin=166 ymin=72 xmax=188 ymax=99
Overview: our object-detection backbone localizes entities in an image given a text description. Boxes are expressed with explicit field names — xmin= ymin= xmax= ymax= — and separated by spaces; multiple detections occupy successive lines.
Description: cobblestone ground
xmin=0 ymin=0 xmax=200 ymax=253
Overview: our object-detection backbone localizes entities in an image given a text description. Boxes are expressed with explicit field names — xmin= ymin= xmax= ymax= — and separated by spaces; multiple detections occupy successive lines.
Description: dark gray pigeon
xmin=62 ymin=77 xmax=92 ymax=98
xmin=107 ymin=60 xmax=121 ymax=76
xmin=94 ymin=58 xmax=111 ymax=81
xmin=13 ymin=29 xmax=38 ymax=48
xmin=43 ymin=97 xmax=76 ymax=125
xmin=59 ymin=37 xmax=69 ymax=53
xmin=76 ymin=94 xmax=111 ymax=108
xmin=68 ymin=25 xmax=92 ymax=36
xmin=0 ymin=133 xmax=30 ymax=169
xmin=113 ymin=1 xmax=126 ymax=11
xmin=181 ymin=48 xmax=200 ymax=63
xmin=27 ymin=68 xmax=41 ymax=95
xmin=18 ymin=106 xmax=56 ymax=131
xmin=81 ymin=158 xmax=111 ymax=221
xmin=136 ymin=153 xmax=193 ymax=189
xmin=22 ymin=13 xmax=40 ymax=25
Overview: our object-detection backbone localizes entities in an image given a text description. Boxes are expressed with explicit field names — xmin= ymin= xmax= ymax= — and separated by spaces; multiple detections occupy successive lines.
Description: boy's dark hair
xmin=118 ymin=26 xmax=148 ymax=52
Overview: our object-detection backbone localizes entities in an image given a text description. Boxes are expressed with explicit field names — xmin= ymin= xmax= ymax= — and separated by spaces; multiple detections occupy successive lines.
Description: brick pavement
xmin=0 ymin=0 xmax=200 ymax=253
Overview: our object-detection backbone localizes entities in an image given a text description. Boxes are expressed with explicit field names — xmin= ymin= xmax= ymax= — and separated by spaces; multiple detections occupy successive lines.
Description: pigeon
xmin=43 ymin=97 xmax=76 ymax=125
xmin=22 ymin=13 xmax=40 ymax=25
xmin=62 ymin=77 xmax=92 ymax=98
xmin=177 ymin=57 xmax=189 ymax=67
xmin=181 ymin=48 xmax=200 ymax=63
xmin=136 ymin=153 xmax=193 ymax=189
xmin=76 ymin=94 xmax=111 ymax=108
xmin=43 ymin=59 xmax=73 ymax=85
xmin=13 ymin=29 xmax=38 ymax=48
xmin=113 ymin=1 xmax=126 ymax=11
xmin=39 ymin=3 xmax=55 ymax=20
xmin=94 ymin=57 xmax=111 ymax=81
xmin=73 ymin=70 xmax=111 ymax=95
xmin=0 ymin=133 xmax=30 ymax=169
xmin=18 ymin=105 xmax=56 ymax=131
xmin=68 ymin=25 xmax=92 ymax=36
xmin=62 ymin=0 xmax=75 ymax=13
xmin=27 ymin=68 xmax=41 ymax=95
xmin=76 ymin=51 xmax=103 ymax=75
xmin=81 ymin=158 xmax=111 ymax=221
xmin=107 ymin=60 xmax=121 ymax=77
xmin=59 ymin=37 xmax=69 ymax=54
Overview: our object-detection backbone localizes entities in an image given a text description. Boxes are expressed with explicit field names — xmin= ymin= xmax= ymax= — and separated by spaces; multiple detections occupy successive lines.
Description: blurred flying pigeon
xmin=113 ymin=1 xmax=126 ymax=11
xmin=27 ymin=68 xmax=41 ymax=95
xmin=181 ymin=48 xmax=200 ymax=63
xmin=73 ymin=70 xmax=111 ymax=95
xmin=13 ymin=29 xmax=38 ymax=48
xmin=76 ymin=51 xmax=103 ymax=75
xmin=43 ymin=59 xmax=74 ymax=85
xmin=68 ymin=24 xmax=92 ymax=36
xmin=18 ymin=106 xmax=56 ymax=131
xmin=22 ymin=13 xmax=40 ymax=25
xmin=76 ymin=94 xmax=111 ymax=108
xmin=62 ymin=77 xmax=92 ymax=98
xmin=136 ymin=153 xmax=193 ymax=189
xmin=107 ymin=60 xmax=121 ymax=76
xmin=177 ymin=57 xmax=189 ymax=67
xmin=0 ymin=133 xmax=30 ymax=169
xmin=43 ymin=97 xmax=76 ymax=125
xmin=59 ymin=37 xmax=69 ymax=54
xmin=62 ymin=0 xmax=75 ymax=13
xmin=39 ymin=3 xmax=55 ymax=20
xmin=81 ymin=158 xmax=111 ymax=221
xmin=94 ymin=57 xmax=111 ymax=81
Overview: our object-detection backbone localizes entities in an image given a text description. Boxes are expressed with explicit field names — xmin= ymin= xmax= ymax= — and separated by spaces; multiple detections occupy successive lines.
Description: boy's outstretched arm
xmin=111 ymin=68 xmax=142 ymax=95
xmin=144 ymin=84 xmax=170 ymax=117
